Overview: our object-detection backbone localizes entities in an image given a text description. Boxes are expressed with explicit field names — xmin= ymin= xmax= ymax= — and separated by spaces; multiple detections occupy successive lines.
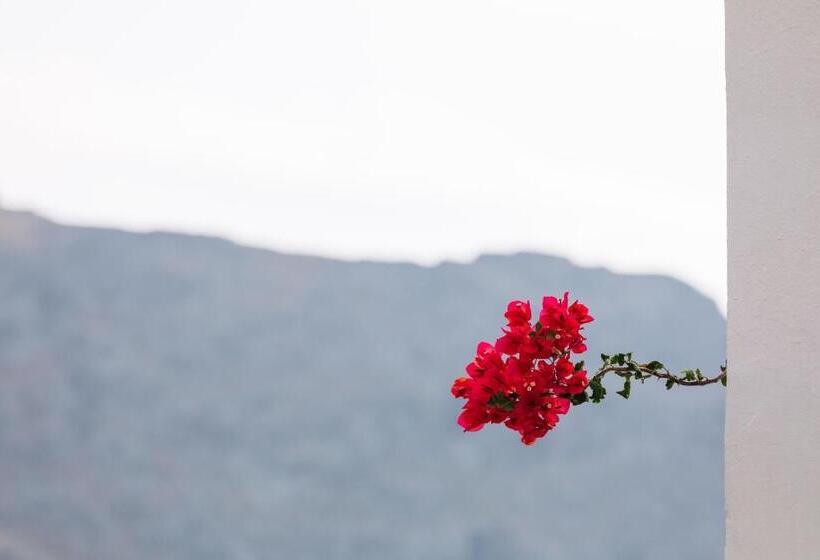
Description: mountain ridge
xmin=0 ymin=206 xmax=721 ymax=313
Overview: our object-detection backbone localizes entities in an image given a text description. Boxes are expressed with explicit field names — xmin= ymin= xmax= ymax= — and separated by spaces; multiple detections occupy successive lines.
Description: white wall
xmin=726 ymin=1 xmax=820 ymax=558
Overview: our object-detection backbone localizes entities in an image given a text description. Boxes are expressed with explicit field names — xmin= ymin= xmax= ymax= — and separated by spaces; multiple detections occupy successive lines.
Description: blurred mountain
xmin=0 ymin=208 xmax=725 ymax=560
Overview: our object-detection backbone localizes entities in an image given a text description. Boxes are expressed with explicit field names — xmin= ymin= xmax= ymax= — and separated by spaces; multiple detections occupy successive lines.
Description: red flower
xmin=465 ymin=342 xmax=504 ymax=378
xmin=537 ymin=292 xmax=593 ymax=356
xmin=452 ymin=293 xmax=594 ymax=445
xmin=504 ymin=300 xmax=532 ymax=326
xmin=457 ymin=404 xmax=490 ymax=432
xmin=495 ymin=324 xmax=536 ymax=357
xmin=555 ymin=357 xmax=575 ymax=381
xmin=451 ymin=377 xmax=470 ymax=398
xmin=554 ymin=357 xmax=588 ymax=395
xmin=569 ymin=301 xmax=594 ymax=324
xmin=564 ymin=370 xmax=589 ymax=395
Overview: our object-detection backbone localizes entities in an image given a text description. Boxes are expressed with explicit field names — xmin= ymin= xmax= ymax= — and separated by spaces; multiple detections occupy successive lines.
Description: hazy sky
xmin=0 ymin=1 xmax=726 ymax=309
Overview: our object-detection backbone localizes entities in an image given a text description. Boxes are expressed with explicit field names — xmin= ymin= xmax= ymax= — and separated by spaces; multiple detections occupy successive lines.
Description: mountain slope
xmin=0 ymin=208 xmax=725 ymax=560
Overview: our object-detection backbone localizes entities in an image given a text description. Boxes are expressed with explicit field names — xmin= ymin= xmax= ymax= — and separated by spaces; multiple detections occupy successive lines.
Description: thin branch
xmin=592 ymin=362 xmax=726 ymax=388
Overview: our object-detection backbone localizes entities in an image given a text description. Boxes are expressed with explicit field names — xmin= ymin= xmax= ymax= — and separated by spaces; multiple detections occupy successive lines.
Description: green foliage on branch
xmin=572 ymin=354 xmax=727 ymax=405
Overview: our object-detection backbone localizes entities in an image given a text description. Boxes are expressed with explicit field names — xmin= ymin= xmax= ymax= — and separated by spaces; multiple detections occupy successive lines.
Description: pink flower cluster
xmin=451 ymin=293 xmax=594 ymax=445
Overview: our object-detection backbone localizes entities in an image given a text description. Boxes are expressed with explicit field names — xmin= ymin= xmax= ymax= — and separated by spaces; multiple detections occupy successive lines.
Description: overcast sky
xmin=0 ymin=1 xmax=726 ymax=309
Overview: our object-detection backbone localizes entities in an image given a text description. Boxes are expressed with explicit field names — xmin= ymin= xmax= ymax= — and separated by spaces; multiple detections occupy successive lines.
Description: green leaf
xmin=647 ymin=360 xmax=664 ymax=371
xmin=616 ymin=379 xmax=631 ymax=399
xmin=665 ymin=379 xmax=675 ymax=390
xmin=590 ymin=379 xmax=607 ymax=403
xmin=721 ymin=375 xmax=727 ymax=387
xmin=684 ymin=369 xmax=695 ymax=381
xmin=574 ymin=360 xmax=585 ymax=371
xmin=601 ymin=353 xmax=610 ymax=363
xmin=488 ymin=392 xmax=515 ymax=412
xmin=570 ymin=392 xmax=588 ymax=406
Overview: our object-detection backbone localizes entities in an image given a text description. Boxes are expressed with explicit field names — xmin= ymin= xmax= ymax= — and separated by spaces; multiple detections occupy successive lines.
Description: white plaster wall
xmin=726 ymin=1 xmax=820 ymax=558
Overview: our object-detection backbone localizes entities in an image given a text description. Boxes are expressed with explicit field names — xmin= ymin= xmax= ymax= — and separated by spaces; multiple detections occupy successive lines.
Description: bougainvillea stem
xmin=592 ymin=364 xmax=727 ymax=387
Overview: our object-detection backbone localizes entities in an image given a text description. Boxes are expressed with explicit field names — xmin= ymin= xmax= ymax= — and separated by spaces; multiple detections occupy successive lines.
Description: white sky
xmin=0 ymin=1 xmax=726 ymax=310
